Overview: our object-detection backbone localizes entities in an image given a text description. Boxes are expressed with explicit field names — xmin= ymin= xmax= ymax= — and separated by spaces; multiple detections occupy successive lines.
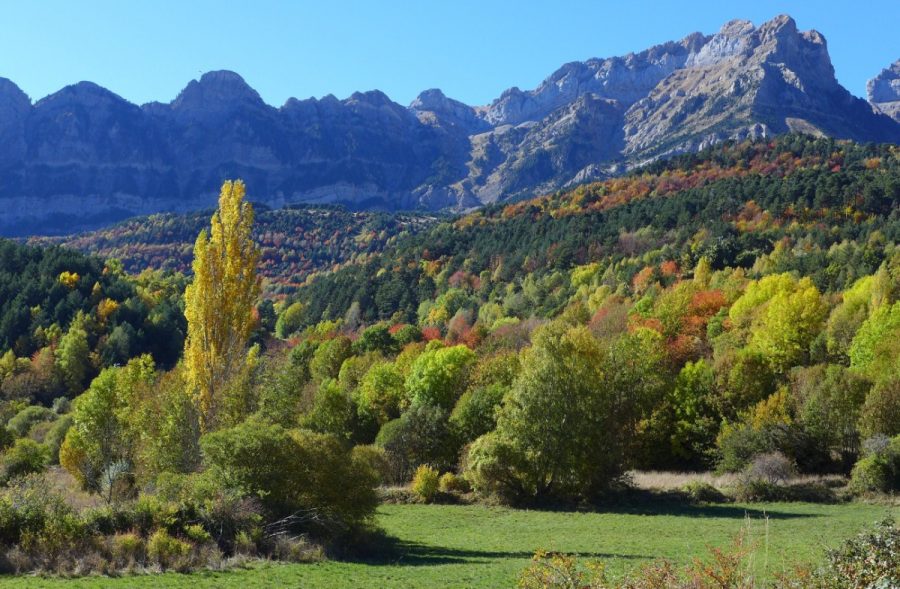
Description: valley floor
xmin=0 ymin=501 xmax=895 ymax=588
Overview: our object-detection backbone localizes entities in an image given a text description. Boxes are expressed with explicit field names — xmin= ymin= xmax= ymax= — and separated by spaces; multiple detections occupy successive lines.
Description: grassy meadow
xmin=2 ymin=501 xmax=893 ymax=589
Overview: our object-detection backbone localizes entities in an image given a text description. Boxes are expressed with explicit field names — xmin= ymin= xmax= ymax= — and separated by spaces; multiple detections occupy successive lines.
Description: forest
xmin=0 ymin=135 xmax=897 ymax=586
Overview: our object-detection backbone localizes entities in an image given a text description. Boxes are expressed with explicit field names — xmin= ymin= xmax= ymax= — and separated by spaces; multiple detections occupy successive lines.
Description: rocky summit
xmin=1 ymin=14 xmax=898 ymax=236
xmin=869 ymin=59 xmax=900 ymax=123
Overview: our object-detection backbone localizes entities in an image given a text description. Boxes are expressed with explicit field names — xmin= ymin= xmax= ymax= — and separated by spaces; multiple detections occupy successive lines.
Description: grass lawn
xmin=2 ymin=501 xmax=894 ymax=588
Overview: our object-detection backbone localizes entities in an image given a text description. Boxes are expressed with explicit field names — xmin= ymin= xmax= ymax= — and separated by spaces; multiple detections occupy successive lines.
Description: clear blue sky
xmin=1 ymin=0 xmax=897 ymax=107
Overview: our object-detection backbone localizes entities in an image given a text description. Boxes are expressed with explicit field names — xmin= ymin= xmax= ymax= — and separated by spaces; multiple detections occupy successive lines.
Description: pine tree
xmin=183 ymin=180 xmax=260 ymax=431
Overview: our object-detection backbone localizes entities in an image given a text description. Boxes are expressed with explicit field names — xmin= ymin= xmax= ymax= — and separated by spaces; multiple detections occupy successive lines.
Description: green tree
xmin=849 ymin=302 xmax=900 ymax=381
xmin=55 ymin=313 xmax=91 ymax=394
xmin=355 ymin=361 xmax=405 ymax=425
xmin=60 ymin=356 xmax=155 ymax=490
xmin=466 ymin=323 xmax=650 ymax=503
xmin=309 ymin=336 xmax=353 ymax=383
xmin=405 ymin=344 xmax=476 ymax=410
xmin=275 ymin=301 xmax=305 ymax=339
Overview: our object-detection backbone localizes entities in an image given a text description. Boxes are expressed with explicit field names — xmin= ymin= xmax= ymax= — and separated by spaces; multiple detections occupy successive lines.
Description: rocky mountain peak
xmin=686 ymin=19 xmax=754 ymax=66
xmin=170 ymin=70 xmax=264 ymax=120
xmin=36 ymin=81 xmax=132 ymax=109
xmin=410 ymin=89 xmax=486 ymax=131
xmin=868 ymin=59 xmax=900 ymax=122
xmin=0 ymin=78 xmax=30 ymax=165
xmin=0 ymin=78 xmax=31 ymax=110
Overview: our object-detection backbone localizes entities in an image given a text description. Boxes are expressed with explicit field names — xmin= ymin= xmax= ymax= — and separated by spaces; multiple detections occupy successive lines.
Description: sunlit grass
xmin=2 ymin=501 xmax=894 ymax=588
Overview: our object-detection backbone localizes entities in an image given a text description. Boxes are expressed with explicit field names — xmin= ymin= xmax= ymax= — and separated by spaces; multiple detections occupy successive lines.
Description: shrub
xmin=375 ymin=405 xmax=459 ymax=483
xmin=51 ymin=397 xmax=71 ymax=415
xmin=351 ymin=444 xmax=391 ymax=486
xmin=266 ymin=535 xmax=324 ymax=563
xmin=183 ymin=523 xmax=212 ymax=545
xmin=849 ymin=454 xmax=895 ymax=494
xmin=43 ymin=416 xmax=72 ymax=465
xmin=820 ymin=518 xmax=899 ymax=587
xmin=849 ymin=434 xmax=900 ymax=495
xmin=146 ymin=528 xmax=191 ymax=570
xmin=410 ymin=465 xmax=440 ymax=502
xmin=733 ymin=479 xmax=782 ymax=502
xmin=201 ymin=421 xmax=378 ymax=533
xmin=233 ymin=528 xmax=260 ymax=556
xmin=1 ymin=439 xmax=49 ymax=484
xmin=743 ymin=451 xmax=796 ymax=485
xmin=0 ymin=474 xmax=71 ymax=545
xmin=438 ymin=472 xmax=471 ymax=494
xmin=109 ymin=532 xmax=145 ymax=567
xmin=681 ymin=481 xmax=726 ymax=503
xmin=7 ymin=406 xmax=54 ymax=437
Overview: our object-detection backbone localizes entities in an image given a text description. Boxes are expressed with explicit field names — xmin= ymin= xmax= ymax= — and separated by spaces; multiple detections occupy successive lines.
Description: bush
xmin=375 ymin=405 xmax=459 ymax=483
xmin=201 ymin=421 xmax=378 ymax=534
xmin=743 ymin=451 xmax=796 ymax=485
xmin=351 ymin=445 xmax=391 ymax=486
xmin=410 ymin=465 xmax=440 ymax=503
xmin=109 ymin=532 xmax=145 ymax=567
xmin=183 ymin=523 xmax=212 ymax=545
xmin=146 ymin=528 xmax=191 ymax=570
xmin=51 ymin=397 xmax=71 ymax=415
xmin=1 ymin=439 xmax=49 ymax=484
xmin=438 ymin=472 xmax=471 ymax=494
xmin=733 ymin=478 xmax=782 ymax=502
xmin=820 ymin=518 xmax=899 ymax=588
xmin=681 ymin=481 xmax=726 ymax=503
xmin=849 ymin=454 xmax=895 ymax=494
xmin=43 ymin=416 xmax=72 ymax=465
xmin=7 ymin=406 xmax=54 ymax=438
xmin=849 ymin=434 xmax=900 ymax=495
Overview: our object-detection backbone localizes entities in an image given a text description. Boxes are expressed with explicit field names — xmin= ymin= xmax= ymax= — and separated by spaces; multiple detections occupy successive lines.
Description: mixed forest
xmin=0 ymin=135 xmax=897 ymax=586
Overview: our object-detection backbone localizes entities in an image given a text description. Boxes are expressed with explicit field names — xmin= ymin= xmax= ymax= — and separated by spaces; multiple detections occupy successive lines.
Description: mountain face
xmin=869 ymin=59 xmax=900 ymax=123
xmin=1 ymin=14 xmax=898 ymax=236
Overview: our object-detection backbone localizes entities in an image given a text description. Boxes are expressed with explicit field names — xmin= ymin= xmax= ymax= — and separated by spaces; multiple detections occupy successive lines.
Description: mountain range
xmin=1 ymin=14 xmax=898 ymax=236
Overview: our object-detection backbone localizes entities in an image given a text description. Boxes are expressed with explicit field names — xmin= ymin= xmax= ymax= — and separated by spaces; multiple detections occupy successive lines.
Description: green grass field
xmin=2 ymin=501 xmax=894 ymax=588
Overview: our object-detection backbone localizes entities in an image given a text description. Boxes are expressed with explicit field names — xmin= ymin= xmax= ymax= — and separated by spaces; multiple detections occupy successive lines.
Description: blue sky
xmin=1 ymin=0 xmax=897 ymax=107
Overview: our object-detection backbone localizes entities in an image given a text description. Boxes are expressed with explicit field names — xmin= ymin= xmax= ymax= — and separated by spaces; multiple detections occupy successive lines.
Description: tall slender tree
xmin=184 ymin=180 xmax=260 ymax=431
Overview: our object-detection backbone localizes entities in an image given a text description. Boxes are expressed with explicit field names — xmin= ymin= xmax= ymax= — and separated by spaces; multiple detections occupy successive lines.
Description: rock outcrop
xmin=869 ymin=59 xmax=900 ymax=122
xmin=1 ymin=15 xmax=898 ymax=236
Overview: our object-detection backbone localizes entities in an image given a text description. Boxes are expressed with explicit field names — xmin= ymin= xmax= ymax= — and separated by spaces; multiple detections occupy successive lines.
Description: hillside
xmin=1 ymin=15 xmax=899 ymax=236
xmin=31 ymin=206 xmax=436 ymax=295
xmin=290 ymin=134 xmax=900 ymax=326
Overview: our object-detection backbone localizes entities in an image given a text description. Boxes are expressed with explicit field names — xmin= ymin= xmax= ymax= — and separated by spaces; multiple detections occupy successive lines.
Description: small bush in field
xmin=849 ymin=453 xmax=895 ymax=494
xmin=849 ymin=434 xmax=900 ymax=495
xmin=110 ymin=532 xmax=145 ymax=566
xmin=183 ymin=523 xmax=212 ymax=545
xmin=681 ymin=481 xmax=726 ymax=503
xmin=233 ymin=529 xmax=260 ymax=556
xmin=266 ymin=535 xmax=324 ymax=563
xmin=518 ymin=549 xmax=607 ymax=589
xmin=820 ymin=518 xmax=899 ymax=588
xmin=439 ymin=472 xmax=471 ymax=494
xmin=743 ymin=451 xmax=796 ymax=485
xmin=411 ymin=465 xmax=440 ymax=502
xmin=147 ymin=529 xmax=191 ymax=569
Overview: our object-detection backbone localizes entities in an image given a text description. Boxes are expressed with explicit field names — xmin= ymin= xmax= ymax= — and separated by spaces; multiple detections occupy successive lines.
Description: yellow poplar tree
xmin=184 ymin=180 xmax=260 ymax=431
